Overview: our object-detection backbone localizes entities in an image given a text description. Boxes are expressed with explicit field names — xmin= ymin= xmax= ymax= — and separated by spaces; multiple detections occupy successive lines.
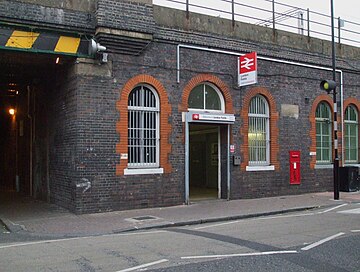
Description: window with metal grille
xmin=315 ymin=102 xmax=332 ymax=163
xmin=248 ymin=95 xmax=270 ymax=165
xmin=344 ymin=105 xmax=359 ymax=163
xmin=188 ymin=83 xmax=224 ymax=112
xmin=128 ymin=85 xmax=159 ymax=168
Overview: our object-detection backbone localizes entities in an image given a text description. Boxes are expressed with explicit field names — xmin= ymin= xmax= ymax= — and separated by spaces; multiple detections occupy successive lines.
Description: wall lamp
xmin=9 ymin=108 xmax=15 ymax=115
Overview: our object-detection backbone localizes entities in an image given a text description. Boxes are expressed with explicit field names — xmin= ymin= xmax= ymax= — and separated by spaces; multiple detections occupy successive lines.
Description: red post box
xmin=289 ymin=151 xmax=301 ymax=185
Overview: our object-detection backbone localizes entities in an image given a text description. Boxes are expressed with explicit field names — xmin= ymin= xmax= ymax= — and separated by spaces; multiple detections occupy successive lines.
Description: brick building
xmin=0 ymin=0 xmax=359 ymax=213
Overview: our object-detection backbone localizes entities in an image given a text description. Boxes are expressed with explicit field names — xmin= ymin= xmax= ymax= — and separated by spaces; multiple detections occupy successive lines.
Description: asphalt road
xmin=0 ymin=203 xmax=359 ymax=271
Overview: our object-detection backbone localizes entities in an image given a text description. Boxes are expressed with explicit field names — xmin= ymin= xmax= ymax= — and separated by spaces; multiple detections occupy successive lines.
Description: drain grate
xmin=125 ymin=215 xmax=160 ymax=223
xmin=132 ymin=216 xmax=157 ymax=221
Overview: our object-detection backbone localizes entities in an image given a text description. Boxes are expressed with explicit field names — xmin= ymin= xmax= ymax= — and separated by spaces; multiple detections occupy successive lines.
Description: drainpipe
xmin=185 ymin=116 xmax=190 ymax=205
xmin=27 ymin=86 xmax=33 ymax=197
xmin=177 ymin=44 xmax=345 ymax=166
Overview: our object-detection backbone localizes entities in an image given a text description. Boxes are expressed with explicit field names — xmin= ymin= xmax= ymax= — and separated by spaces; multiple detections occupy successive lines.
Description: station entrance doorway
xmin=184 ymin=112 xmax=235 ymax=204
xmin=189 ymin=124 xmax=220 ymax=201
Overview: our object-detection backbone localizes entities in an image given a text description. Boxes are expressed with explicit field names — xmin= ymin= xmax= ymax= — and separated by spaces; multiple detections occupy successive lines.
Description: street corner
xmin=0 ymin=218 xmax=11 ymax=234
xmin=341 ymin=191 xmax=360 ymax=203
xmin=0 ymin=218 xmax=26 ymax=234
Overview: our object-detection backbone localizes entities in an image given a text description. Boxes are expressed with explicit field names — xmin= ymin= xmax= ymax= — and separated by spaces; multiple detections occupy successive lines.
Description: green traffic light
xmin=324 ymin=82 xmax=329 ymax=90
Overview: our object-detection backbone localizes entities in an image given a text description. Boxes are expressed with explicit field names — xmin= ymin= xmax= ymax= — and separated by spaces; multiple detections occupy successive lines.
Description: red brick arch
xmin=343 ymin=97 xmax=360 ymax=114
xmin=179 ymin=74 xmax=234 ymax=113
xmin=116 ymin=74 xmax=172 ymax=175
xmin=239 ymin=87 xmax=280 ymax=171
xmin=343 ymin=97 xmax=360 ymax=163
xmin=309 ymin=94 xmax=334 ymax=169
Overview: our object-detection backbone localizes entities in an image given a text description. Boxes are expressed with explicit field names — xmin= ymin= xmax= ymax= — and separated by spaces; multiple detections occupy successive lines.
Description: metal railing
xmin=154 ymin=0 xmax=360 ymax=47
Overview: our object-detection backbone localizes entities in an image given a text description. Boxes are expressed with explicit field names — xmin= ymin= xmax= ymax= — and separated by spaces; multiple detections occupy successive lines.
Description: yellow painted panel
xmin=55 ymin=36 xmax=80 ymax=53
xmin=6 ymin=30 xmax=40 ymax=49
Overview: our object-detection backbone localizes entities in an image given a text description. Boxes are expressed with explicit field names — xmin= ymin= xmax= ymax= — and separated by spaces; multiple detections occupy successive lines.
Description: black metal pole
xmin=186 ymin=0 xmax=189 ymax=19
xmin=232 ymin=0 xmax=235 ymax=27
xmin=338 ymin=17 xmax=341 ymax=44
xmin=272 ymin=0 xmax=275 ymax=30
xmin=330 ymin=0 xmax=340 ymax=200
xmin=307 ymin=8 xmax=310 ymax=38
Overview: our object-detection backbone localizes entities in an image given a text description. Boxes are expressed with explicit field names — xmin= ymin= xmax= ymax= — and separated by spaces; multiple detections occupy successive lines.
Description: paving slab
xmin=0 ymin=191 xmax=359 ymax=238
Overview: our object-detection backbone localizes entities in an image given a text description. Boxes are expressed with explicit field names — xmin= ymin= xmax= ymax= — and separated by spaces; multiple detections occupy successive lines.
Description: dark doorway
xmin=189 ymin=124 xmax=219 ymax=201
xmin=0 ymin=50 xmax=72 ymax=200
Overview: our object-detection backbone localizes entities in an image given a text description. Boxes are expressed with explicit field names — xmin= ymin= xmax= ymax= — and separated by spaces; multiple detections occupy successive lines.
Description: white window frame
xmin=248 ymin=95 xmax=270 ymax=166
xmin=344 ymin=105 xmax=359 ymax=164
xmin=315 ymin=102 xmax=332 ymax=164
xmin=188 ymin=83 xmax=225 ymax=113
xmin=127 ymin=84 xmax=160 ymax=170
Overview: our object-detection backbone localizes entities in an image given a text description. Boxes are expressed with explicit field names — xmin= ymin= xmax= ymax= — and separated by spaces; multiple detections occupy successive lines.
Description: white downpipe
xmin=227 ymin=124 xmax=230 ymax=200
xmin=176 ymin=44 xmax=345 ymax=165
xmin=218 ymin=126 xmax=221 ymax=199
xmin=340 ymin=71 xmax=344 ymax=165
xmin=185 ymin=117 xmax=189 ymax=205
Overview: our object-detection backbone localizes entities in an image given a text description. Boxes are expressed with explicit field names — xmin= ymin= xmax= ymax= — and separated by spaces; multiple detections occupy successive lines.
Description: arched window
xmin=248 ymin=95 xmax=270 ymax=165
xmin=315 ymin=102 xmax=332 ymax=163
xmin=188 ymin=83 xmax=224 ymax=112
xmin=128 ymin=85 xmax=159 ymax=168
xmin=344 ymin=105 xmax=359 ymax=163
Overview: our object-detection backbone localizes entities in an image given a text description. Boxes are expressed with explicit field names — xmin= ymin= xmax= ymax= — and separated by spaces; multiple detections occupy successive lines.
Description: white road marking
xmin=194 ymin=212 xmax=315 ymax=230
xmin=194 ymin=220 xmax=240 ymax=230
xmin=301 ymin=232 xmax=345 ymax=251
xmin=116 ymin=259 xmax=168 ymax=272
xmin=181 ymin=250 xmax=298 ymax=260
xmin=338 ymin=208 xmax=360 ymax=214
xmin=196 ymin=203 xmax=355 ymax=231
xmin=351 ymin=230 xmax=360 ymax=233
xmin=254 ymin=213 xmax=316 ymax=220
xmin=0 ymin=230 xmax=166 ymax=250
xmin=317 ymin=204 xmax=348 ymax=214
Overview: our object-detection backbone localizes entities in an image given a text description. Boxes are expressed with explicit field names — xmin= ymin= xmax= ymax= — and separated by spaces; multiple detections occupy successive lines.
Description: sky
xmin=153 ymin=0 xmax=360 ymax=47
xmin=154 ymin=0 xmax=360 ymax=20
xmin=284 ymin=0 xmax=360 ymax=21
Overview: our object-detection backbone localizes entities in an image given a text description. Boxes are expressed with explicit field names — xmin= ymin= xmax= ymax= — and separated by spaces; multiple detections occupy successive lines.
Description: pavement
xmin=0 ymin=190 xmax=359 ymax=238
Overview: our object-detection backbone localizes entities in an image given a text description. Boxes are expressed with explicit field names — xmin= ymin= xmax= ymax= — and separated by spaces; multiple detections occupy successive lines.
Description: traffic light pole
xmin=330 ymin=0 xmax=340 ymax=200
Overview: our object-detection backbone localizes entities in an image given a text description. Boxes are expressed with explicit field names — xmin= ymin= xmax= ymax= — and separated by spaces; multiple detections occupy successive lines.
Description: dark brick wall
xmin=73 ymin=72 xmax=120 ymax=213
xmin=0 ymin=0 xmax=94 ymax=32
xmin=113 ymin=40 xmax=358 ymax=207
xmin=57 ymin=36 xmax=358 ymax=213
xmin=70 ymin=37 xmax=358 ymax=213
xmin=173 ymin=46 xmax=334 ymax=200
xmin=64 ymin=2 xmax=360 ymax=212
xmin=47 ymin=65 xmax=79 ymax=211
xmin=13 ymin=0 xmax=96 ymax=12
xmin=0 ymin=105 xmax=16 ymax=190
xmin=96 ymin=0 xmax=155 ymax=34
xmin=72 ymin=45 xmax=184 ymax=213
xmin=33 ymin=84 xmax=50 ymax=201
xmin=15 ymin=94 xmax=31 ymax=195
